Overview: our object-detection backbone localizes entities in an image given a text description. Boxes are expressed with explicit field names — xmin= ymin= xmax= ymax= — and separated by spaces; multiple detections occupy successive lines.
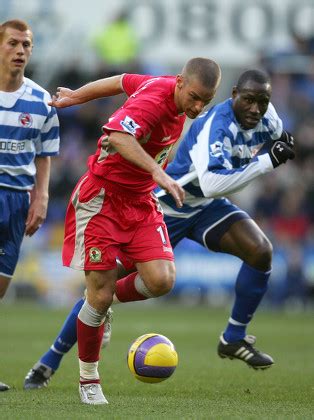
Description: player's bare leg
xmin=0 ymin=275 xmax=11 ymax=299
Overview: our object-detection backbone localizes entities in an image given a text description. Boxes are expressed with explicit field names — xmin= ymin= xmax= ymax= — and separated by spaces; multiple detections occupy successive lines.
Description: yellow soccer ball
xmin=127 ymin=333 xmax=178 ymax=383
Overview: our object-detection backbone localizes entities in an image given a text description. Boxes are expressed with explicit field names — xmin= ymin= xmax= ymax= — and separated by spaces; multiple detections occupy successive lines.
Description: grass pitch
xmin=0 ymin=302 xmax=313 ymax=419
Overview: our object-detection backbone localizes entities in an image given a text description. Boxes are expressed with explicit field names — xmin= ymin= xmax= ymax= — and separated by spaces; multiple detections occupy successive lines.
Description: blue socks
xmin=40 ymin=298 xmax=84 ymax=371
xmin=223 ymin=262 xmax=271 ymax=343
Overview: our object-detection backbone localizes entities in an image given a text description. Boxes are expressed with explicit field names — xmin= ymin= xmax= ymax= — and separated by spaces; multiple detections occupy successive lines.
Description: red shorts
xmin=62 ymin=172 xmax=174 ymax=271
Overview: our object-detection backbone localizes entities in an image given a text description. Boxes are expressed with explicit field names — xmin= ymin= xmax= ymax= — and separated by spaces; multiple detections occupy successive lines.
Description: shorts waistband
xmin=88 ymin=172 xmax=152 ymax=200
xmin=0 ymin=185 xmax=30 ymax=193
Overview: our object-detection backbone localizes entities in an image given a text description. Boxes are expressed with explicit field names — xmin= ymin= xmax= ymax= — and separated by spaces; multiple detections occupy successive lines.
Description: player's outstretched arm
xmin=193 ymin=142 xmax=294 ymax=199
xmin=151 ymin=167 xmax=185 ymax=208
xmin=48 ymin=75 xmax=124 ymax=108
xmin=108 ymin=131 xmax=185 ymax=208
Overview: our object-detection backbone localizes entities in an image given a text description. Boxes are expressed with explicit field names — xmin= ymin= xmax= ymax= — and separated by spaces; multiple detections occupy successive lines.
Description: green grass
xmin=0 ymin=303 xmax=313 ymax=419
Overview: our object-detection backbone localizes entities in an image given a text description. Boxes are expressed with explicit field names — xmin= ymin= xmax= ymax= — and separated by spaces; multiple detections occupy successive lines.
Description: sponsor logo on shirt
xmin=89 ymin=247 xmax=102 ymax=263
xmin=155 ymin=145 xmax=173 ymax=167
xmin=251 ymin=144 xmax=263 ymax=158
xmin=0 ymin=141 xmax=25 ymax=151
xmin=18 ymin=112 xmax=33 ymax=127
xmin=120 ymin=116 xmax=140 ymax=135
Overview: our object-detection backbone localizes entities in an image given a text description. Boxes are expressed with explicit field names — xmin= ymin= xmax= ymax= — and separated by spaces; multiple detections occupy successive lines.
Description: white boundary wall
xmin=1 ymin=0 xmax=313 ymax=83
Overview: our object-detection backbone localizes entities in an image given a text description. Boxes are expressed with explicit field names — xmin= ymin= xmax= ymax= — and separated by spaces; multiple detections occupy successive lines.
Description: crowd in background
xmin=21 ymin=19 xmax=314 ymax=307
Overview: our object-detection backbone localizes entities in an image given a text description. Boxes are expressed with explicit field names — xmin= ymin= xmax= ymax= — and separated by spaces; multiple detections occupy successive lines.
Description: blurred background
xmin=1 ymin=0 xmax=314 ymax=309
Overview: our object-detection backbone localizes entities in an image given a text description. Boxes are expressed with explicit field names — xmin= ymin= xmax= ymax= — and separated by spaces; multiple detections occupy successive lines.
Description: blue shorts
xmin=0 ymin=188 xmax=29 ymax=277
xmin=163 ymin=198 xmax=250 ymax=251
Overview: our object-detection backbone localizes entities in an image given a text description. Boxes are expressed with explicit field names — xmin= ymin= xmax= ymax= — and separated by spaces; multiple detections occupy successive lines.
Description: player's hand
xmin=152 ymin=168 xmax=185 ymax=208
xmin=269 ymin=141 xmax=295 ymax=168
xmin=48 ymin=87 xmax=76 ymax=108
xmin=275 ymin=130 xmax=295 ymax=149
xmin=25 ymin=192 xmax=48 ymax=236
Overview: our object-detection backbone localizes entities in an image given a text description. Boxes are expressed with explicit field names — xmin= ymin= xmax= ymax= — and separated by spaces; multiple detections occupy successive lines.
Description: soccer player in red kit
xmin=49 ymin=58 xmax=221 ymax=404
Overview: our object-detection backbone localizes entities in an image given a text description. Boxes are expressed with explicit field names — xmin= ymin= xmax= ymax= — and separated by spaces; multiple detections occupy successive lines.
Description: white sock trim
xmin=134 ymin=274 xmax=155 ymax=298
xmin=228 ymin=317 xmax=247 ymax=326
xmin=79 ymin=360 xmax=99 ymax=381
xmin=78 ymin=300 xmax=106 ymax=327
xmin=51 ymin=344 xmax=65 ymax=355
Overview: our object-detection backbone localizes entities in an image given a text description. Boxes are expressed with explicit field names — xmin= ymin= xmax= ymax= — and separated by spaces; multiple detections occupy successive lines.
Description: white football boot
xmin=101 ymin=308 xmax=113 ymax=348
xmin=79 ymin=383 xmax=108 ymax=405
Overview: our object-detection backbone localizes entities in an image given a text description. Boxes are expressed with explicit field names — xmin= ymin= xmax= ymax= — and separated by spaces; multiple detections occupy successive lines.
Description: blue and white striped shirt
xmin=0 ymin=77 xmax=60 ymax=190
xmin=156 ymin=98 xmax=282 ymax=218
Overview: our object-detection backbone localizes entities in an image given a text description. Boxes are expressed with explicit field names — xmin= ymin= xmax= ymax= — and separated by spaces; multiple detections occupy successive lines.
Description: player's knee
xmin=96 ymin=288 xmax=114 ymax=307
xmin=85 ymin=271 xmax=116 ymax=312
xmin=87 ymin=286 xmax=114 ymax=314
xmin=247 ymin=238 xmax=273 ymax=271
xmin=147 ymin=265 xmax=176 ymax=297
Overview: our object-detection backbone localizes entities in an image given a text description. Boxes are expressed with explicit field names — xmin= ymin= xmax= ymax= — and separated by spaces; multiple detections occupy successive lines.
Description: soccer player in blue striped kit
xmin=0 ymin=19 xmax=60 ymax=391
xmin=25 ymin=69 xmax=295 ymax=389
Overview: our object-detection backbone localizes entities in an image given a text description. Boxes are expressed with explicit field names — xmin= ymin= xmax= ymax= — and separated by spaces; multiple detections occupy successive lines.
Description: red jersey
xmin=88 ymin=74 xmax=186 ymax=194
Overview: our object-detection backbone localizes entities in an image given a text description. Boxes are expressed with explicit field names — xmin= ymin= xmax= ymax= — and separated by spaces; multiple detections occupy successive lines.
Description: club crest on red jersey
xmin=120 ymin=116 xmax=140 ymax=135
xmin=19 ymin=112 xmax=33 ymax=127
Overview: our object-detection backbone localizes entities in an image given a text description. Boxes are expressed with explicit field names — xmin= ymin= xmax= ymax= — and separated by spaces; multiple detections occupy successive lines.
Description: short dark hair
xmin=0 ymin=19 xmax=33 ymax=43
xmin=182 ymin=57 xmax=221 ymax=90
xmin=236 ymin=69 xmax=271 ymax=90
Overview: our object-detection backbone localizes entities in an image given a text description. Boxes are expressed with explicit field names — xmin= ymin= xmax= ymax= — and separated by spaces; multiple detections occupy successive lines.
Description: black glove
xmin=269 ymin=141 xmax=295 ymax=168
xmin=275 ymin=130 xmax=295 ymax=149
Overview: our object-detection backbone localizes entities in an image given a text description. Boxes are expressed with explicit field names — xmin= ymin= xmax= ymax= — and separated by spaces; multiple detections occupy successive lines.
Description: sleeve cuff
xmin=120 ymin=73 xmax=127 ymax=92
xmin=257 ymin=154 xmax=274 ymax=173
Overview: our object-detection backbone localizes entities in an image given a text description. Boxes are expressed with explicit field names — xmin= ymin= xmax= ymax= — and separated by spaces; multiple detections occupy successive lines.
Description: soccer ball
xmin=127 ymin=333 xmax=178 ymax=383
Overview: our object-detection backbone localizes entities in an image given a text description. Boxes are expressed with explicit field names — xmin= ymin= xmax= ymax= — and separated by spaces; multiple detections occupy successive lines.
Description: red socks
xmin=115 ymin=272 xmax=148 ymax=302
xmin=77 ymin=317 xmax=104 ymax=362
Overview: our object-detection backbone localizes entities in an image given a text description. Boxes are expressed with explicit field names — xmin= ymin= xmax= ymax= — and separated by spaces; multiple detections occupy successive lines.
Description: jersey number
xmin=157 ymin=225 xmax=167 ymax=245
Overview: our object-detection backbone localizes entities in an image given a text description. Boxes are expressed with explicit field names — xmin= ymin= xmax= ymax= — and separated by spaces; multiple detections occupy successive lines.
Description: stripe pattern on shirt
xmin=157 ymin=98 xmax=281 ymax=218
xmin=0 ymin=77 xmax=60 ymax=190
